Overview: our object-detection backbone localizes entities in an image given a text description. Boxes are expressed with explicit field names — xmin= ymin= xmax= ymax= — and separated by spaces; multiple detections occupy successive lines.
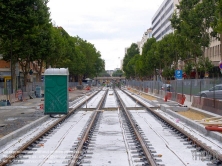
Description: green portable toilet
xmin=44 ymin=68 xmax=69 ymax=115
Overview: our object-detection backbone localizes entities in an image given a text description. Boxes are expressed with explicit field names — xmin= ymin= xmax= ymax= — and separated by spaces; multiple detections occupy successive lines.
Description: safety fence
xmin=0 ymin=81 xmax=81 ymax=104
xmin=126 ymin=78 xmax=222 ymax=113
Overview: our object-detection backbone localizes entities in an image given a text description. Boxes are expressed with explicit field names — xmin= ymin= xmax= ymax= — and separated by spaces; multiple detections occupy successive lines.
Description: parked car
xmin=198 ymin=84 xmax=222 ymax=99
xmin=161 ymin=84 xmax=173 ymax=92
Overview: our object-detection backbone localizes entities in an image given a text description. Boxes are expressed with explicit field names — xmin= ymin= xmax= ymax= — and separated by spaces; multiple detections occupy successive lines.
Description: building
xmin=138 ymin=28 xmax=152 ymax=54
xmin=152 ymin=0 xmax=179 ymax=41
xmin=152 ymin=0 xmax=221 ymax=71
xmin=120 ymin=59 xmax=123 ymax=70
xmin=204 ymin=34 xmax=221 ymax=68
xmin=0 ymin=55 xmax=11 ymax=91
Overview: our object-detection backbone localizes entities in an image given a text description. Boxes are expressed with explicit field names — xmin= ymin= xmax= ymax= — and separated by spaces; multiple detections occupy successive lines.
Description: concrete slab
xmin=0 ymin=89 xmax=95 ymax=138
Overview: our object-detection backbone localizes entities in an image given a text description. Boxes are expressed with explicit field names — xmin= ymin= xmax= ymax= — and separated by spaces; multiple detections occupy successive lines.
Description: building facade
xmin=152 ymin=0 xmax=221 ymax=69
xmin=204 ymin=35 xmax=221 ymax=67
xmin=138 ymin=28 xmax=152 ymax=54
xmin=152 ymin=0 xmax=179 ymax=41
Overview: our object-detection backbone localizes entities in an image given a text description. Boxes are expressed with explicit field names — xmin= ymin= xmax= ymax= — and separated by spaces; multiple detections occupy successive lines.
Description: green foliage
xmin=121 ymin=0 xmax=221 ymax=80
xmin=112 ymin=70 xmax=124 ymax=77
xmin=0 ymin=0 xmax=51 ymax=85
xmin=57 ymin=35 xmax=105 ymax=83
xmin=211 ymin=0 xmax=222 ymax=34
xmin=197 ymin=57 xmax=214 ymax=72
xmin=184 ymin=62 xmax=193 ymax=77
xmin=122 ymin=43 xmax=139 ymax=78
xmin=98 ymin=70 xmax=110 ymax=77
xmin=0 ymin=0 xmax=105 ymax=85
xmin=140 ymin=38 xmax=156 ymax=77
xmin=162 ymin=67 xmax=175 ymax=79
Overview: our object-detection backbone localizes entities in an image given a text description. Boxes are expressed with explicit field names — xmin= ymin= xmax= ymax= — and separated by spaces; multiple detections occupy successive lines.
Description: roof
xmin=44 ymin=68 xmax=69 ymax=75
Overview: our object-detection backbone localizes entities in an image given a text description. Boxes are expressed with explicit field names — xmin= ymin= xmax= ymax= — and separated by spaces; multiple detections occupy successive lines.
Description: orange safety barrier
xmin=39 ymin=104 xmax=44 ymax=110
xmin=164 ymin=95 xmax=168 ymax=102
xmin=85 ymin=86 xmax=90 ymax=90
xmin=205 ymin=125 xmax=222 ymax=131
xmin=166 ymin=92 xmax=172 ymax=100
xmin=177 ymin=93 xmax=186 ymax=105
xmin=68 ymin=87 xmax=76 ymax=91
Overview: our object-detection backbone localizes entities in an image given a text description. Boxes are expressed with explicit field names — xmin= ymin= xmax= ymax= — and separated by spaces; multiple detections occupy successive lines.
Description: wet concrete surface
xmin=0 ymin=89 xmax=93 ymax=138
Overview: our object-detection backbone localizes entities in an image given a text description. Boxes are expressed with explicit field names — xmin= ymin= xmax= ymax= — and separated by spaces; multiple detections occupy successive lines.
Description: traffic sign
xmin=175 ymin=70 xmax=183 ymax=79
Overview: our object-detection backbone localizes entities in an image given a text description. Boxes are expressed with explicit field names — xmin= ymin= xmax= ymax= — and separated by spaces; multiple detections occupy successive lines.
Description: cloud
xmin=48 ymin=0 xmax=163 ymax=70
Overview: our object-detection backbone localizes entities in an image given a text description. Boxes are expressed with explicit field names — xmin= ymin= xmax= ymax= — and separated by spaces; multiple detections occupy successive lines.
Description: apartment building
xmin=204 ymin=35 xmax=221 ymax=67
xmin=152 ymin=0 xmax=179 ymax=41
xmin=138 ymin=28 xmax=152 ymax=54
xmin=152 ymin=0 xmax=221 ymax=69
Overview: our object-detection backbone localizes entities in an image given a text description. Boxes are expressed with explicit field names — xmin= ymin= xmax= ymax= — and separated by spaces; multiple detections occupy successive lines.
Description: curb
xmin=160 ymin=105 xmax=222 ymax=142
xmin=0 ymin=115 xmax=50 ymax=147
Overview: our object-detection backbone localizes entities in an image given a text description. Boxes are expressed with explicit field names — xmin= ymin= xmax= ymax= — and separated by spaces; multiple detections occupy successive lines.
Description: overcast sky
xmin=47 ymin=0 xmax=163 ymax=70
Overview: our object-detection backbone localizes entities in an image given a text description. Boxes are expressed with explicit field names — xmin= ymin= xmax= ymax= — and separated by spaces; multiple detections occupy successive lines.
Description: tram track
xmin=1 ymin=87 xmax=222 ymax=166
xmin=70 ymin=89 xmax=160 ymax=166
xmin=121 ymin=88 xmax=222 ymax=165
xmin=0 ymin=90 xmax=100 ymax=166
xmin=68 ymin=89 xmax=108 ymax=166
xmin=115 ymin=89 xmax=159 ymax=166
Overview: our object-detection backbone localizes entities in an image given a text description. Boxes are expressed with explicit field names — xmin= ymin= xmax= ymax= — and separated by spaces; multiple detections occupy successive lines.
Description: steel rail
xmin=68 ymin=89 xmax=108 ymax=166
xmin=115 ymin=89 xmax=158 ymax=166
xmin=124 ymin=89 xmax=222 ymax=162
xmin=0 ymin=90 xmax=100 ymax=166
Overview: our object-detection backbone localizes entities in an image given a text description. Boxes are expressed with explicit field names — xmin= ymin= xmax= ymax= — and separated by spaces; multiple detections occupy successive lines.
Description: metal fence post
xmin=199 ymin=80 xmax=201 ymax=105
xmin=190 ymin=79 xmax=192 ymax=102
xmin=182 ymin=80 xmax=184 ymax=96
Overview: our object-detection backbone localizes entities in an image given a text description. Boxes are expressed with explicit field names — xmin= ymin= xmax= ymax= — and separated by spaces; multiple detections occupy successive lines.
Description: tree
xmin=171 ymin=0 xmax=214 ymax=78
xmin=140 ymin=38 xmax=156 ymax=78
xmin=58 ymin=36 xmax=105 ymax=85
xmin=211 ymin=0 xmax=222 ymax=61
xmin=0 ymin=0 xmax=51 ymax=89
xmin=145 ymin=42 xmax=160 ymax=80
xmin=112 ymin=70 xmax=124 ymax=77
xmin=123 ymin=43 xmax=139 ymax=78
xmin=31 ymin=23 xmax=53 ymax=82
xmin=98 ymin=70 xmax=110 ymax=77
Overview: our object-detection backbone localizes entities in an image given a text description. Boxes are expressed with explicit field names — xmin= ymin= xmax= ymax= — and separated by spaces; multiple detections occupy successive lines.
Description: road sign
xmin=175 ymin=70 xmax=183 ymax=79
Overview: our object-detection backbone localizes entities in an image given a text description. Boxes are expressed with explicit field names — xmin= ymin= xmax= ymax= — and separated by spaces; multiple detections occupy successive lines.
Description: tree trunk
xmin=220 ymin=33 xmax=222 ymax=61
xmin=32 ymin=61 xmax=44 ymax=82
xmin=12 ymin=62 xmax=16 ymax=93
xmin=23 ymin=73 xmax=28 ymax=91
xmin=195 ymin=56 xmax=199 ymax=79
xmin=19 ymin=61 xmax=29 ymax=90
xmin=78 ymin=74 xmax=83 ymax=85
